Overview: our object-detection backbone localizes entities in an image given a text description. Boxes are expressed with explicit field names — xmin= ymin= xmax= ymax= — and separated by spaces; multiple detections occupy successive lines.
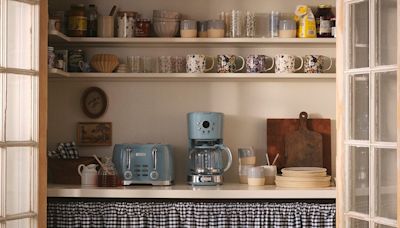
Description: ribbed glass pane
xmin=348 ymin=217 xmax=369 ymax=228
xmin=0 ymin=148 xmax=4 ymax=218
xmin=348 ymin=0 xmax=369 ymax=69
xmin=349 ymin=74 xmax=369 ymax=140
xmin=0 ymin=74 xmax=4 ymax=142
xmin=6 ymin=74 xmax=32 ymax=141
xmin=348 ymin=146 xmax=369 ymax=214
xmin=376 ymin=0 xmax=397 ymax=66
xmin=375 ymin=71 xmax=397 ymax=142
xmin=6 ymin=147 xmax=32 ymax=215
xmin=376 ymin=148 xmax=397 ymax=220
xmin=6 ymin=1 xmax=33 ymax=70
xmin=6 ymin=218 xmax=30 ymax=228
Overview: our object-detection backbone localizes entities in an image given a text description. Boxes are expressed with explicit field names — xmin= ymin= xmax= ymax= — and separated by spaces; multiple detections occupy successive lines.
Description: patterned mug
xmin=304 ymin=55 xmax=333 ymax=73
xmin=246 ymin=55 xmax=274 ymax=73
xmin=217 ymin=55 xmax=245 ymax=73
xmin=186 ymin=54 xmax=215 ymax=73
xmin=274 ymin=54 xmax=304 ymax=73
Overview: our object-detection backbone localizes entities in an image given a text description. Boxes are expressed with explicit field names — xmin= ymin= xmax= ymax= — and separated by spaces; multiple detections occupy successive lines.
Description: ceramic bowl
xmin=153 ymin=10 xmax=181 ymax=19
xmin=153 ymin=21 xmax=179 ymax=37
xmin=90 ymin=54 xmax=119 ymax=73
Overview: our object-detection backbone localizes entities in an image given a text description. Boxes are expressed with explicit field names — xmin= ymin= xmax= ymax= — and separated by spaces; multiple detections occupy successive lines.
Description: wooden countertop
xmin=48 ymin=183 xmax=336 ymax=199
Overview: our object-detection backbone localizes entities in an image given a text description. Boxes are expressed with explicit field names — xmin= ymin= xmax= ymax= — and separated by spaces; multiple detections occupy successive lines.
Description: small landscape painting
xmin=77 ymin=122 xmax=112 ymax=146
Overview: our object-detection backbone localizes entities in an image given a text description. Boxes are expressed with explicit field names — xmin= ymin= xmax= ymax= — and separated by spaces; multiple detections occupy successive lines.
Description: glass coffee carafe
xmin=189 ymin=144 xmax=232 ymax=175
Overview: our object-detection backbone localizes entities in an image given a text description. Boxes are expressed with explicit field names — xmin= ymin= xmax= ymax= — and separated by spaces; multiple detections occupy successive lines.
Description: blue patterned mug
xmin=246 ymin=55 xmax=274 ymax=73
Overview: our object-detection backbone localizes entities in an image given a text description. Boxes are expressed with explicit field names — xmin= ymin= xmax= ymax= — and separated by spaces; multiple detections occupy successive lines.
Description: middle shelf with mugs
xmin=49 ymin=68 xmax=336 ymax=81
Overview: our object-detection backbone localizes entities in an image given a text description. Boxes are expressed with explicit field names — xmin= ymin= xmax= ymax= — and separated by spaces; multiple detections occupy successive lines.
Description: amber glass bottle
xmin=68 ymin=4 xmax=87 ymax=37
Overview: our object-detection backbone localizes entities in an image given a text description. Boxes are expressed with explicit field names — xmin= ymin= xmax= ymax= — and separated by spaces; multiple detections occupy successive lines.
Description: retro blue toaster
xmin=112 ymin=144 xmax=174 ymax=186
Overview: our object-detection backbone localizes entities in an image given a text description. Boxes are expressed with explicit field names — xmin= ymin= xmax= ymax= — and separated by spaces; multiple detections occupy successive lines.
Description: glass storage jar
xmin=98 ymin=157 xmax=119 ymax=187
xmin=68 ymin=4 xmax=87 ymax=37
xmin=135 ymin=19 xmax=151 ymax=37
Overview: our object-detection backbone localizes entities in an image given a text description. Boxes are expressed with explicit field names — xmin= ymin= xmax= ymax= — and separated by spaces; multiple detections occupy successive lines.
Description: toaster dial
xmin=124 ymin=170 xmax=133 ymax=179
xmin=149 ymin=171 xmax=159 ymax=180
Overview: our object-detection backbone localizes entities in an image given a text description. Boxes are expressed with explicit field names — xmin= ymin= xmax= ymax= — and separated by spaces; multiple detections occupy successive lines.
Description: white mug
xmin=186 ymin=54 xmax=215 ymax=73
xmin=274 ymin=54 xmax=304 ymax=73
xmin=78 ymin=164 xmax=98 ymax=186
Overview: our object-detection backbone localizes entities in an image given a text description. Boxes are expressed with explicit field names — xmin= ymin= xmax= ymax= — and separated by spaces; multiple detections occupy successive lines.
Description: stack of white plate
xmin=275 ymin=167 xmax=331 ymax=188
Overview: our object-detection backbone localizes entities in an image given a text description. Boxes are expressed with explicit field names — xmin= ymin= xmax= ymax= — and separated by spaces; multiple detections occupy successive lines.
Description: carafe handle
xmin=216 ymin=145 xmax=232 ymax=172
xmin=77 ymin=164 xmax=85 ymax=176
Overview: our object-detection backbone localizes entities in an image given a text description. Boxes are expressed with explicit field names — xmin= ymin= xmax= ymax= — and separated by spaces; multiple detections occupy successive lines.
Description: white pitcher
xmin=78 ymin=164 xmax=98 ymax=186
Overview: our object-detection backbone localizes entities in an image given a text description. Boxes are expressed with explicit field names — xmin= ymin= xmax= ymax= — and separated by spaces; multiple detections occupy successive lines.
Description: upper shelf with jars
xmin=48 ymin=4 xmax=336 ymax=48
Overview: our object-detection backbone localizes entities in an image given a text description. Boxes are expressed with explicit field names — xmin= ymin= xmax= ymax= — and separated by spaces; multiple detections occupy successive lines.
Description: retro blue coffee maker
xmin=187 ymin=112 xmax=232 ymax=185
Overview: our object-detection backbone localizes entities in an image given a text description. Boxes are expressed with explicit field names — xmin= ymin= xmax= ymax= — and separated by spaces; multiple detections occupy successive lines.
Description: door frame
xmin=39 ymin=0 xmax=48 ymax=227
xmin=336 ymin=0 xmax=400 ymax=227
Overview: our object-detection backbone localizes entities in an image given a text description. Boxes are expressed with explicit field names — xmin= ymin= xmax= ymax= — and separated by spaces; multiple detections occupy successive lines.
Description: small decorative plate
xmin=81 ymin=87 xmax=108 ymax=119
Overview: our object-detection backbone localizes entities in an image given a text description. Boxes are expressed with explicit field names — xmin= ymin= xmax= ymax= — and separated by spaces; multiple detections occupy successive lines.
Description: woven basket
xmin=90 ymin=54 xmax=119 ymax=73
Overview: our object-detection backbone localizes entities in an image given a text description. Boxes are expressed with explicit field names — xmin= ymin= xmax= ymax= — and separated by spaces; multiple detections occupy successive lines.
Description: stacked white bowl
xmin=153 ymin=10 xmax=181 ymax=37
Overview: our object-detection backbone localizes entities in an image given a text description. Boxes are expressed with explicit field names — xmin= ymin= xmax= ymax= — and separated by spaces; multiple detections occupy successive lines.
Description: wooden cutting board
xmin=266 ymin=112 xmax=331 ymax=174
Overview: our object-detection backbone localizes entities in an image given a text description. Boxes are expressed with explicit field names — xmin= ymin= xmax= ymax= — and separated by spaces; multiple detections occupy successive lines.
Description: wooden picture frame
xmin=77 ymin=122 xmax=112 ymax=146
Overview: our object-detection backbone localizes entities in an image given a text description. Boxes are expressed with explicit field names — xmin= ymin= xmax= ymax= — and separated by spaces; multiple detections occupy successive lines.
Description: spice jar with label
xmin=135 ymin=18 xmax=151 ymax=37
xmin=68 ymin=4 xmax=87 ymax=37
xmin=315 ymin=4 xmax=334 ymax=37
xmin=117 ymin=11 xmax=137 ymax=38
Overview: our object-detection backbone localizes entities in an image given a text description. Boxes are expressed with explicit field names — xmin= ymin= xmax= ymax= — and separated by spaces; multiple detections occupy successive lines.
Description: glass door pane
xmin=6 ymin=1 xmax=34 ymax=70
xmin=375 ymin=148 xmax=397 ymax=220
xmin=375 ymin=71 xmax=397 ymax=142
xmin=348 ymin=146 xmax=369 ymax=214
xmin=376 ymin=0 xmax=397 ymax=66
xmin=5 ymin=147 xmax=32 ymax=215
xmin=349 ymin=218 xmax=369 ymax=228
xmin=349 ymin=74 xmax=369 ymax=140
xmin=348 ymin=0 xmax=369 ymax=69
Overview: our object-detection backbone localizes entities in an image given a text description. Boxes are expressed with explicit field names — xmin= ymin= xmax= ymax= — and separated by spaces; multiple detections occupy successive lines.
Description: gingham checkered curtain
xmin=48 ymin=201 xmax=335 ymax=228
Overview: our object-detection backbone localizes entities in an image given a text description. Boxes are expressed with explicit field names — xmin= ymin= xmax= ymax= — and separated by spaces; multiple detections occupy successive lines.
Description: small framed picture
xmin=77 ymin=122 xmax=112 ymax=146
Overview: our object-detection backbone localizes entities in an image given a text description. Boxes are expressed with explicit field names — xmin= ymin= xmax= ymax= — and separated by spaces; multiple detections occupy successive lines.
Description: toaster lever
xmin=124 ymin=147 xmax=133 ymax=179
xmin=150 ymin=146 xmax=159 ymax=180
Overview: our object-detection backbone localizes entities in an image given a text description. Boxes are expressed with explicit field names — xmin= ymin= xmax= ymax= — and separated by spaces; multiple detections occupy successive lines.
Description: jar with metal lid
xmin=135 ymin=18 xmax=151 ymax=37
xmin=48 ymin=47 xmax=55 ymax=69
xmin=117 ymin=11 xmax=137 ymax=38
xmin=315 ymin=4 xmax=334 ymax=37
xmin=68 ymin=49 xmax=85 ymax=72
xmin=68 ymin=4 xmax=87 ymax=37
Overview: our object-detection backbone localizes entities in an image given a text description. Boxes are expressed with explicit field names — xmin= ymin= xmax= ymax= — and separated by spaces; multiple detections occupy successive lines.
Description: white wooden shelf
xmin=49 ymin=30 xmax=336 ymax=47
xmin=48 ymin=68 xmax=336 ymax=81
xmin=47 ymin=183 xmax=336 ymax=199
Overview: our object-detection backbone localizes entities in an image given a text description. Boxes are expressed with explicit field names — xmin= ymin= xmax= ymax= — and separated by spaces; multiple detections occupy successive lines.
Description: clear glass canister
xmin=98 ymin=157 xmax=119 ymax=187
xmin=117 ymin=11 xmax=137 ymax=38
xmin=279 ymin=19 xmax=296 ymax=38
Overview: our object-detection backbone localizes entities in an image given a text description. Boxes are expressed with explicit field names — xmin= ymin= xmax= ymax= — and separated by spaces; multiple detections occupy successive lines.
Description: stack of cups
xmin=238 ymin=147 xmax=256 ymax=184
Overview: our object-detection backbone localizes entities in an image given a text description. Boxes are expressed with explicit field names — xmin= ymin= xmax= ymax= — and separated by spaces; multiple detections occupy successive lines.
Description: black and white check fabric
xmin=48 ymin=141 xmax=79 ymax=159
xmin=48 ymin=201 xmax=335 ymax=227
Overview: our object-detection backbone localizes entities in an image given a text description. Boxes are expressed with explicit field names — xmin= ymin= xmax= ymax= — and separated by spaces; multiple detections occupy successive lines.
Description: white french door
xmin=0 ymin=0 xmax=43 ymax=227
xmin=338 ymin=0 xmax=398 ymax=227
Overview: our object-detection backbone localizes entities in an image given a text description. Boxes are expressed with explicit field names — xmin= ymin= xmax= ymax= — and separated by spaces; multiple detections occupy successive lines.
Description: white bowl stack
xmin=153 ymin=10 xmax=181 ymax=37
xmin=275 ymin=167 xmax=331 ymax=188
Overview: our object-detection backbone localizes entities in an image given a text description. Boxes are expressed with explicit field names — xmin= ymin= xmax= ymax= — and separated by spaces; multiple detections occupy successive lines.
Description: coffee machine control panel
xmin=188 ymin=112 xmax=223 ymax=139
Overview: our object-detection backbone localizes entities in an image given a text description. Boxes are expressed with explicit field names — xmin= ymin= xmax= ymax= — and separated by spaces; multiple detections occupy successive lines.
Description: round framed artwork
xmin=81 ymin=87 xmax=108 ymax=119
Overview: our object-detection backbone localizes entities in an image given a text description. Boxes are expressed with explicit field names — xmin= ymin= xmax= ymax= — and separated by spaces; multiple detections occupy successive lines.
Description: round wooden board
xmin=281 ymin=167 xmax=327 ymax=177
xmin=276 ymin=175 xmax=331 ymax=182
xmin=275 ymin=180 xmax=331 ymax=188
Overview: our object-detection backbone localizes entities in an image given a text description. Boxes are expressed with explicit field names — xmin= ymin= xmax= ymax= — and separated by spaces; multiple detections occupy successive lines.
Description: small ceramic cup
xmin=274 ymin=54 xmax=304 ymax=73
xmin=247 ymin=166 xmax=266 ymax=186
xmin=246 ymin=55 xmax=274 ymax=73
xmin=186 ymin=54 xmax=215 ymax=73
xmin=98 ymin=16 xmax=114 ymax=37
xmin=304 ymin=55 xmax=333 ymax=73
xmin=262 ymin=165 xmax=277 ymax=185
xmin=217 ymin=54 xmax=245 ymax=73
